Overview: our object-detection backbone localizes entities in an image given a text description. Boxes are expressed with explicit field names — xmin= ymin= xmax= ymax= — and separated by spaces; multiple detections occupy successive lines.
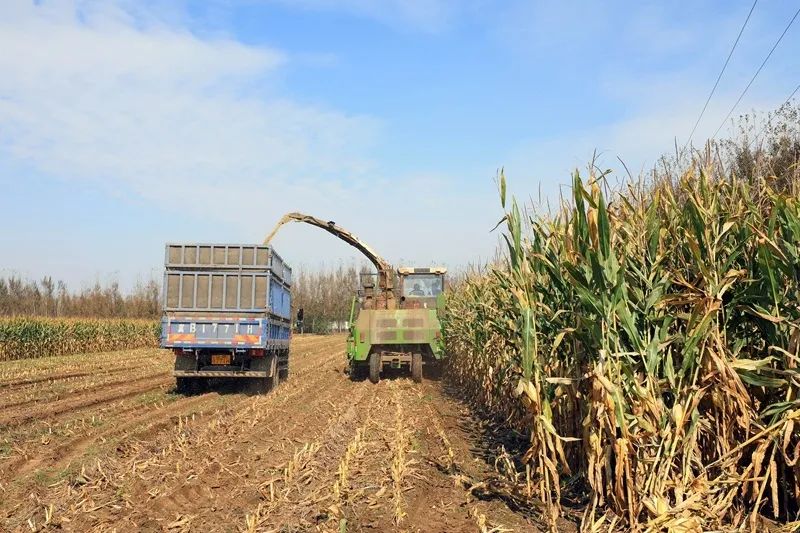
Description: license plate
xmin=211 ymin=354 xmax=231 ymax=366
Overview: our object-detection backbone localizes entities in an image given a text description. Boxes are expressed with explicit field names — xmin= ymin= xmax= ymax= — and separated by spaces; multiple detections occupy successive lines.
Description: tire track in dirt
xmin=0 ymin=336 xmax=545 ymax=532
xmin=0 ymin=336 xmax=344 ymax=531
xmin=0 ymin=374 xmax=173 ymax=428
xmin=0 ymin=350 xmax=168 ymax=383
xmin=56 ymin=336 xmax=353 ymax=531
xmin=322 ymin=379 xmax=417 ymax=532
xmin=238 ymin=380 xmax=379 ymax=531
xmin=14 ymin=393 xmax=216 ymax=476
xmin=329 ymin=379 xmax=542 ymax=533
xmin=0 ymin=367 xmax=169 ymax=411
xmin=400 ymin=381 xmax=541 ymax=533
xmin=0 ymin=353 xmax=169 ymax=390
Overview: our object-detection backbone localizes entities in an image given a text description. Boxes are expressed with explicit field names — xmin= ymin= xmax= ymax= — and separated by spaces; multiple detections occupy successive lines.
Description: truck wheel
xmin=250 ymin=377 xmax=270 ymax=394
xmin=411 ymin=352 xmax=422 ymax=383
xmin=189 ymin=378 xmax=207 ymax=395
xmin=279 ymin=353 xmax=289 ymax=381
xmin=369 ymin=352 xmax=381 ymax=384
xmin=249 ymin=355 xmax=276 ymax=394
xmin=271 ymin=359 xmax=281 ymax=389
xmin=176 ymin=377 xmax=190 ymax=394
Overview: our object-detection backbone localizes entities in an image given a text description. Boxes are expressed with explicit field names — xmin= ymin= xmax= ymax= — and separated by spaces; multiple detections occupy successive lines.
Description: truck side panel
xmin=268 ymin=278 xmax=292 ymax=320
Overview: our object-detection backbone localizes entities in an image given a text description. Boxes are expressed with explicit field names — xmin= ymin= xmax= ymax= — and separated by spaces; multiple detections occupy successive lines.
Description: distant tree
xmin=291 ymin=262 xmax=366 ymax=334
xmin=0 ymin=275 xmax=163 ymax=319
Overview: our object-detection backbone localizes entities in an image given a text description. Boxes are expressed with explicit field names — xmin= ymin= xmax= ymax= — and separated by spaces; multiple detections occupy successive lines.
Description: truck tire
xmin=279 ymin=351 xmax=289 ymax=381
xmin=176 ymin=377 xmax=206 ymax=395
xmin=369 ymin=352 xmax=381 ymax=384
xmin=411 ymin=352 xmax=422 ymax=383
xmin=250 ymin=377 xmax=269 ymax=394
xmin=271 ymin=356 xmax=281 ymax=389
xmin=189 ymin=378 xmax=208 ymax=395
xmin=249 ymin=355 xmax=276 ymax=395
xmin=176 ymin=377 xmax=190 ymax=394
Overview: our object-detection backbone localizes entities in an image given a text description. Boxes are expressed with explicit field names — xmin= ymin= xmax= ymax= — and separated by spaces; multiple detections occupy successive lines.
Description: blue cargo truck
xmin=160 ymin=243 xmax=292 ymax=394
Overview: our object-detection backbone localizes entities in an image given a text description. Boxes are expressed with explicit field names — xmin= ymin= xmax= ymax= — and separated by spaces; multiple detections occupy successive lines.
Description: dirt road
xmin=0 ymin=335 xmax=542 ymax=532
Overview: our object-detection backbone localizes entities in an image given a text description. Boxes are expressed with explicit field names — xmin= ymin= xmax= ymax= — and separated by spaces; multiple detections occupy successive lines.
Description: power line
xmin=685 ymin=0 xmax=758 ymax=149
xmin=712 ymin=5 xmax=800 ymax=139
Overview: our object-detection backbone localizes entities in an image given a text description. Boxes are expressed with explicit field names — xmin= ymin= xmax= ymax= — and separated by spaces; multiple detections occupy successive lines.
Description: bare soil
xmin=0 ymin=335 xmax=548 ymax=532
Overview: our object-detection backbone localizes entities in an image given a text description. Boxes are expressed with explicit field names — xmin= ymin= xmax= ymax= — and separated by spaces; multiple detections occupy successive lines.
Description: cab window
xmin=402 ymin=275 xmax=443 ymax=298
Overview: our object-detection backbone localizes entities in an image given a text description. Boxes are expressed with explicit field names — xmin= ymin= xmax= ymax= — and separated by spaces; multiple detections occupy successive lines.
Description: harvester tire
xmin=348 ymin=361 xmax=366 ymax=381
xmin=411 ymin=352 xmax=422 ymax=383
xmin=369 ymin=352 xmax=380 ymax=384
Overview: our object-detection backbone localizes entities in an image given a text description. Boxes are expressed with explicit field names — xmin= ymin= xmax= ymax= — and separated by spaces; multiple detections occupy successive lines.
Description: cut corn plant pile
xmin=444 ymin=167 xmax=800 ymax=531
xmin=0 ymin=317 xmax=160 ymax=360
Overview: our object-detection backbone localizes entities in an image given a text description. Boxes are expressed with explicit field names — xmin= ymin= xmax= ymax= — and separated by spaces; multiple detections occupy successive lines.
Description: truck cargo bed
xmin=160 ymin=243 xmax=293 ymax=390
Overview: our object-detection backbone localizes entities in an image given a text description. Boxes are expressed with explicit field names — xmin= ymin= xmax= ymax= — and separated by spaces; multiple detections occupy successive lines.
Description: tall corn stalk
xmin=444 ymin=166 xmax=800 ymax=531
xmin=0 ymin=317 xmax=160 ymax=360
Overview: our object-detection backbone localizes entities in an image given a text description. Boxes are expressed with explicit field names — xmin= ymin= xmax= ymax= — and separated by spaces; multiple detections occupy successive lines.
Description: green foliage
xmin=0 ymin=317 xmax=160 ymax=360
xmin=444 ymin=167 xmax=800 ymax=530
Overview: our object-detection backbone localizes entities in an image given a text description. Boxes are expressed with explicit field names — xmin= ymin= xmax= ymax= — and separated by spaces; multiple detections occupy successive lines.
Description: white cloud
xmin=0 ymin=0 xmax=379 ymax=220
xmin=0 ymin=0 xmax=498 ymax=283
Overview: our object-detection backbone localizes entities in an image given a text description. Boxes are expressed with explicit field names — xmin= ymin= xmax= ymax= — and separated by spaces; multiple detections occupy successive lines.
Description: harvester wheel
xmin=348 ymin=361 xmax=365 ymax=381
xmin=369 ymin=352 xmax=381 ymax=384
xmin=411 ymin=352 xmax=422 ymax=383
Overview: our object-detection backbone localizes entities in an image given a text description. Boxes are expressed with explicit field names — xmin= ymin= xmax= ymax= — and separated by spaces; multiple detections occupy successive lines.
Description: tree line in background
xmin=0 ymin=262 xmax=367 ymax=332
xmin=291 ymin=262 xmax=366 ymax=334
xmin=0 ymin=276 xmax=161 ymax=318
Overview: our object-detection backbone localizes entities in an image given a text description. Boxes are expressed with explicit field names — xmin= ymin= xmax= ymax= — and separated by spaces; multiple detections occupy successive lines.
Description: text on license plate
xmin=211 ymin=354 xmax=231 ymax=366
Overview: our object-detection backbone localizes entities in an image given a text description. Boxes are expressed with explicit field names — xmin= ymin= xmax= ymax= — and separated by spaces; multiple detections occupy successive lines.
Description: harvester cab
xmin=397 ymin=267 xmax=446 ymax=310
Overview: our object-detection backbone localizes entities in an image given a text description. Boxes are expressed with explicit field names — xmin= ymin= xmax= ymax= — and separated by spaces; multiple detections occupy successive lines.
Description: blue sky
xmin=1 ymin=0 xmax=798 ymax=289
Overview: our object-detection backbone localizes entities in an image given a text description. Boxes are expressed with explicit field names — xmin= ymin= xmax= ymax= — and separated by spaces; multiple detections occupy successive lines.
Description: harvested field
xmin=0 ymin=334 xmax=545 ymax=532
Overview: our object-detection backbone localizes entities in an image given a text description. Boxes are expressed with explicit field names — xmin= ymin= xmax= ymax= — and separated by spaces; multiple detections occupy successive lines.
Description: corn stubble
xmin=0 ymin=317 xmax=160 ymax=360
xmin=444 ymin=168 xmax=800 ymax=531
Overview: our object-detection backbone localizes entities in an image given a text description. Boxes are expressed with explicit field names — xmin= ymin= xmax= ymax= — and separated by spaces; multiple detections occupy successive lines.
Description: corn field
xmin=0 ymin=317 xmax=160 ymax=360
xmin=444 ymin=167 xmax=800 ymax=531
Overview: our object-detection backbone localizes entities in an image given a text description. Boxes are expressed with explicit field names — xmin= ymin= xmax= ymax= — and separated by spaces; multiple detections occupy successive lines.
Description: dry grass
xmin=444 ymin=166 xmax=800 ymax=531
xmin=388 ymin=383 xmax=416 ymax=526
